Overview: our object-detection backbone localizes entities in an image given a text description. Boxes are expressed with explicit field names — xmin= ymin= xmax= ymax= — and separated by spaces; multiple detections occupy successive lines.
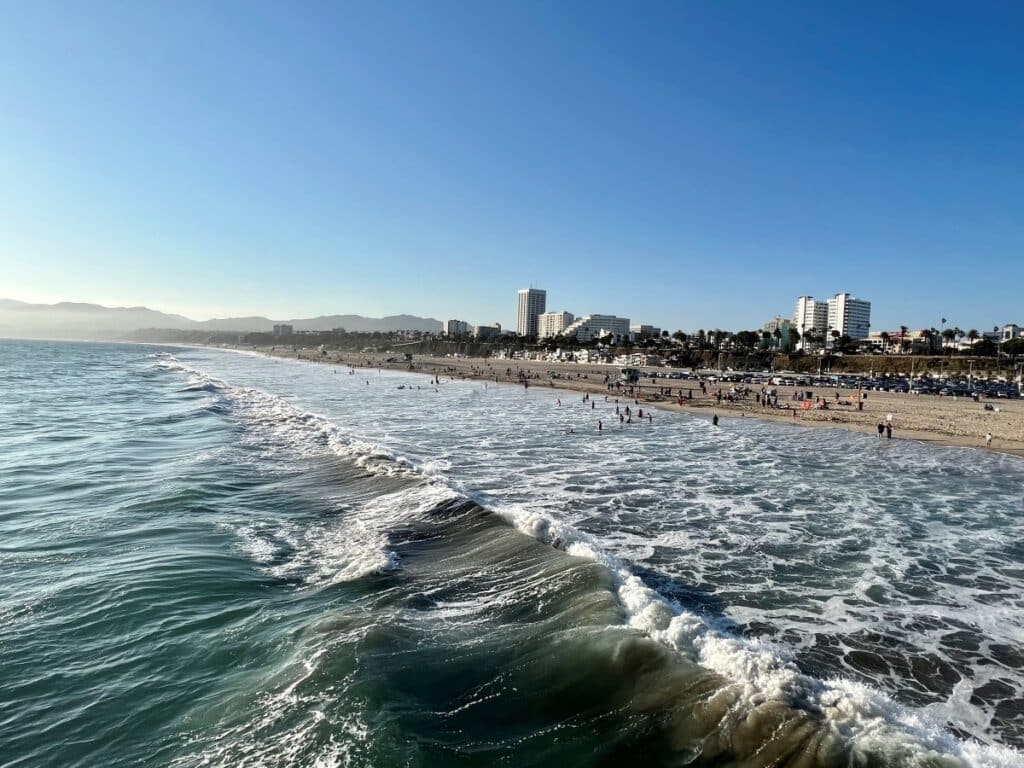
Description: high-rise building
xmin=827 ymin=293 xmax=871 ymax=341
xmin=793 ymin=297 xmax=827 ymax=349
xmin=443 ymin=319 xmax=470 ymax=336
xmin=516 ymin=288 xmax=547 ymax=337
xmin=273 ymin=324 xmax=293 ymax=337
xmin=537 ymin=311 xmax=574 ymax=339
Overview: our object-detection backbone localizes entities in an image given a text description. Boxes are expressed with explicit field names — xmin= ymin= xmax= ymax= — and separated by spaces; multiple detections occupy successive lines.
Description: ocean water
xmin=1 ymin=339 xmax=1023 ymax=768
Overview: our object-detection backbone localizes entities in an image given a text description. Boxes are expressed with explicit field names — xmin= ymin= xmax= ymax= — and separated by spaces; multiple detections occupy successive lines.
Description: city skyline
xmin=2 ymin=3 xmax=1023 ymax=331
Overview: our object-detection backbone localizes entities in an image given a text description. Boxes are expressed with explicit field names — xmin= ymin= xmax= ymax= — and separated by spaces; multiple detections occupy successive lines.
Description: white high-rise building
xmin=793 ymin=296 xmax=828 ymax=349
xmin=537 ymin=311 xmax=574 ymax=339
xmin=516 ymin=288 xmax=547 ymax=337
xmin=562 ymin=314 xmax=631 ymax=342
xmin=827 ymin=293 xmax=871 ymax=342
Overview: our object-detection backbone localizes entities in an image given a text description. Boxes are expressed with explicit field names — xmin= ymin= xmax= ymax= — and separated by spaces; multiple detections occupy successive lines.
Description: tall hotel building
xmin=516 ymin=288 xmax=547 ymax=337
xmin=827 ymin=293 xmax=871 ymax=340
xmin=793 ymin=296 xmax=828 ymax=349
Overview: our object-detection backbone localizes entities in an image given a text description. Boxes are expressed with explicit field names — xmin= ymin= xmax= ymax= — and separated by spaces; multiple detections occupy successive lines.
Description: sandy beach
xmin=242 ymin=346 xmax=1024 ymax=458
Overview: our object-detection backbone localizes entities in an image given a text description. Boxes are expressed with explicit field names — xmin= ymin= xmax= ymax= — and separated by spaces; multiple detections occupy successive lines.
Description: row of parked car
xmin=639 ymin=369 xmax=1021 ymax=399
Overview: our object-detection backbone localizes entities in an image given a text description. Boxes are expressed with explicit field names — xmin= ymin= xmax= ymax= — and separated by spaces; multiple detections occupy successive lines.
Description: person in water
xmin=877 ymin=422 xmax=885 ymax=438
xmin=712 ymin=414 xmax=719 ymax=426
xmin=885 ymin=423 xmax=893 ymax=439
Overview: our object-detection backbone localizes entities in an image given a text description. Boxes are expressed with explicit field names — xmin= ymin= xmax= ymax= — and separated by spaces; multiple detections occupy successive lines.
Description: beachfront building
xmin=443 ymin=319 xmax=471 ymax=336
xmin=793 ymin=297 xmax=828 ymax=350
xmin=827 ymin=293 xmax=871 ymax=343
xmin=562 ymin=314 xmax=631 ymax=343
xmin=516 ymin=288 xmax=547 ymax=337
xmin=1001 ymin=323 xmax=1024 ymax=341
xmin=537 ymin=311 xmax=575 ymax=339
xmin=473 ymin=323 xmax=501 ymax=339
xmin=615 ymin=352 xmax=663 ymax=367
xmin=573 ymin=348 xmax=614 ymax=364
xmin=272 ymin=324 xmax=293 ymax=337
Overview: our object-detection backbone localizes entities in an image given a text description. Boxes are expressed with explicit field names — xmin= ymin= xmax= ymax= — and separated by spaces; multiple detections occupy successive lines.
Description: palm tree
xmin=920 ymin=328 xmax=934 ymax=354
xmin=941 ymin=327 xmax=956 ymax=352
xmin=899 ymin=325 xmax=909 ymax=355
xmin=880 ymin=331 xmax=890 ymax=353
xmin=773 ymin=327 xmax=782 ymax=350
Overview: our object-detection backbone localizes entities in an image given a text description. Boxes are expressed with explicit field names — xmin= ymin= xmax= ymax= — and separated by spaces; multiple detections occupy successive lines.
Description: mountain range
xmin=0 ymin=299 xmax=443 ymax=339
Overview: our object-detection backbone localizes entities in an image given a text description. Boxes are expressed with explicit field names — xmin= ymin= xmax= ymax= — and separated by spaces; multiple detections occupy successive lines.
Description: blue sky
xmin=1 ymin=1 xmax=1021 ymax=332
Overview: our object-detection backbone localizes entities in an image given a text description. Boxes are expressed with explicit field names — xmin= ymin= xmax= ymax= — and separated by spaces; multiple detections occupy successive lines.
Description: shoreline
xmin=221 ymin=344 xmax=1024 ymax=459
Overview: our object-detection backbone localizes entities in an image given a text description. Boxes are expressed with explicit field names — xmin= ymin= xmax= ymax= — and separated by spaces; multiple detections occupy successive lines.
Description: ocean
xmin=1 ymin=339 xmax=1022 ymax=767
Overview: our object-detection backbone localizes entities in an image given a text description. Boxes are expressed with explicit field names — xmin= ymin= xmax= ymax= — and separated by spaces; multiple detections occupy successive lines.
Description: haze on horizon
xmin=1 ymin=2 xmax=1022 ymax=332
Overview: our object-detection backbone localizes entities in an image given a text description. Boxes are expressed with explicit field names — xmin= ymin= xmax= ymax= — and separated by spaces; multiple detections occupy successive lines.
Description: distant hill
xmin=0 ymin=299 xmax=443 ymax=339
xmin=0 ymin=301 xmax=197 ymax=339
xmin=192 ymin=313 xmax=443 ymax=333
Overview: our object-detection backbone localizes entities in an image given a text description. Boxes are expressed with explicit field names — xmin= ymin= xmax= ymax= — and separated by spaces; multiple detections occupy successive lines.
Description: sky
xmin=0 ymin=1 xmax=1021 ymax=332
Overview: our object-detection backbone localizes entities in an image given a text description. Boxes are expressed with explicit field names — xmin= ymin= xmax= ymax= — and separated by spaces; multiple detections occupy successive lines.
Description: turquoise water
xmin=1 ymin=340 xmax=1022 ymax=767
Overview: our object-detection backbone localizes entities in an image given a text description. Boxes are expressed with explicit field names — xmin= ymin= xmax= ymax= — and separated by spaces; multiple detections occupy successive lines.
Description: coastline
xmin=222 ymin=344 xmax=1024 ymax=459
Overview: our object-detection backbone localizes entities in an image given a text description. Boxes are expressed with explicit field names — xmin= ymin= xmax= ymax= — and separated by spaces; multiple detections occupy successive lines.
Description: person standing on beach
xmin=877 ymin=423 xmax=885 ymax=438
xmin=886 ymin=423 xmax=893 ymax=439
xmin=986 ymin=432 xmax=993 ymax=447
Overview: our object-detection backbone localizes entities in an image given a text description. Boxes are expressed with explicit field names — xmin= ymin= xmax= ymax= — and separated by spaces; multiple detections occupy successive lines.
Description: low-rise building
xmin=867 ymin=329 xmax=936 ymax=354
xmin=573 ymin=348 xmax=614 ymax=364
xmin=630 ymin=324 xmax=661 ymax=339
xmin=1001 ymin=323 xmax=1023 ymax=341
xmin=474 ymin=323 xmax=501 ymax=339
xmin=762 ymin=317 xmax=797 ymax=352
xmin=615 ymin=352 xmax=663 ymax=367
